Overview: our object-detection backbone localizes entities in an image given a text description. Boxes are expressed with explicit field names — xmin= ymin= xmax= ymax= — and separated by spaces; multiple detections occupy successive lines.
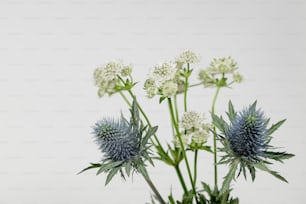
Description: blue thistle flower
xmin=226 ymin=103 xmax=268 ymax=162
xmin=93 ymin=117 xmax=140 ymax=161
xmin=79 ymin=100 xmax=158 ymax=186
xmin=212 ymin=101 xmax=294 ymax=194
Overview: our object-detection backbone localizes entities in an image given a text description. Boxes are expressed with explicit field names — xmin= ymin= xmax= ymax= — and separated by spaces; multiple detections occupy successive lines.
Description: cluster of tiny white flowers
xmin=173 ymin=111 xmax=211 ymax=147
xmin=210 ymin=57 xmax=237 ymax=74
xmin=93 ymin=61 xmax=133 ymax=97
xmin=144 ymin=61 xmax=180 ymax=98
xmin=176 ymin=50 xmax=199 ymax=64
xmin=162 ymin=81 xmax=178 ymax=97
xmin=150 ymin=62 xmax=178 ymax=84
xmin=191 ymin=124 xmax=211 ymax=145
xmin=180 ymin=111 xmax=205 ymax=131
xmin=173 ymin=132 xmax=189 ymax=148
xmin=198 ymin=56 xmax=243 ymax=87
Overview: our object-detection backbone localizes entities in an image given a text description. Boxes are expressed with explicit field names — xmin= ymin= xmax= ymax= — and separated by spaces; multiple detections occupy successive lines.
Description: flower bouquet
xmin=79 ymin=51 xmax=294 ymax=204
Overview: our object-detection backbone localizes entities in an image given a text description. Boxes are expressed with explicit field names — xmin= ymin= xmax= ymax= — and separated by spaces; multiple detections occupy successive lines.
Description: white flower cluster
xmin=199 ymin=57 xmax=243 ymax=87
xmin=144 ymin=62 xmax=180 ymax=98
xmin=176 ymin=50 xmax=199 ymax=64
xmin=94 ymin=61 xmax=132 ymax=97
xmin=173 ymin=111 xmax=210 ymax=148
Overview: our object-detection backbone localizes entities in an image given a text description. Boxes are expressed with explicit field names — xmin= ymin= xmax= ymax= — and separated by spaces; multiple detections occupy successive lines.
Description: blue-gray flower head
xmin=93 ymin=118 xmax=140 ymax=161
xmin=213 ymin=101 xmax=294 ymax=194
xmin=227 ymin=103 xmax=267 ymax=162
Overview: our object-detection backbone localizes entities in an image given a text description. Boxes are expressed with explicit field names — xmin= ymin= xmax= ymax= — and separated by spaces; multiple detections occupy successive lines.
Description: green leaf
xmin=155 ymin=145 xmax=174 ymax=166
xmin=227 ymin=100 xmax=236 ymax=123
xmin=97 ymin=161 xmax=123 ymax=175
xmin=159 ymin=96 xmax=166 ymax=104
xmin=250 ymin=100 xmax=257 ymax=111
xmin=168 ymin=194 xmax=176 ymax=204
xmin=137 ymin=163 xmax=148 ymax=177
xmin=220 ymin=160 xmax=239 ymax=195
xmin=247 ymin=164 xmax=256 ymax=181
xmin=124 ymin=162 xmax=132 ymax=176
xmin=253 ymin=162 xmax=288 ymax=183
xmin=265 ymin=119 xmax=286 ymax=136
xmin=142 ymin=126 xmax=158 ymax=146
xmin=201 ymin=182 xmax=212 ymax=195
xmin=78 ymin=163 xmax=101 ymax=174
xmin=264 ymin=151 xmax=295 ymax=163
xmin=105 ymin=167 xmax=120 ymax=185
xmin=211 ymin=114 xmax=228 ymax=134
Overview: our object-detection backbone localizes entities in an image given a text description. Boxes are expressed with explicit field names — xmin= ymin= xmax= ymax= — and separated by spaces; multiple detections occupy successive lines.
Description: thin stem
xmin=175 ymin=164 xmax=188 ymax=194
xmin=189 ymin=82 xmax=203 ymax=88
xmin=119 ymin=91 xmax=131 ymax=107
xmin=127 ymin=90 xmax=164 ymax=148
xmin=212 ymin=86 xmax=221 ymax=189
xmin=142 ymin=172 xmax=166 ymax=204
xmin=174 ymin=95 xmax=179 ymax=123
xmin=168 ymin=98 xmax=198 ymax=202
xmin=193 ymin=149 xmax=198 ymax=186
xmin=184 ymin=63 xmax=189 ymax=112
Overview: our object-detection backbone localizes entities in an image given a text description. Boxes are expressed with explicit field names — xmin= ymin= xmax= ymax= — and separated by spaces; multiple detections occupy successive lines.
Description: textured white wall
xmin=0 ymin=0 xmax=305 ymax=203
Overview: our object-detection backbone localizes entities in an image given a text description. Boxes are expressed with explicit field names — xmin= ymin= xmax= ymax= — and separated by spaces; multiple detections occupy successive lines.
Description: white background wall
xmin=0 ymin=0 xmax=305 ymax=203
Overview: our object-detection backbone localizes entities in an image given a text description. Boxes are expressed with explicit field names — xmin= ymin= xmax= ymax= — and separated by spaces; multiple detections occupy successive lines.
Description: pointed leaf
xmin=168 ymin=194 xmax=176 ymax=204
xmin=97 ymin=161 xmax=123 ymax=175
xmin=211 ymin=114 xmax=228 ymax=134
xmin=227 ymin=100 xmax=236 ymax=122
xmin=265 ymin=119 xmax=286 ymax=136
xmin=220 ymin=160 xmax=239 ymax=195
xmin=78 ymin=163 xmax=101 ymax=174
xmin=264 ymin=151 xmax=295 ymax=163
xmin=253 ymin=162 xmax=288 ymax=183
xmin=159 ymin=96 xmax=166 ymax=104
xmin=105 ymin=167 xmax=120 ymax=185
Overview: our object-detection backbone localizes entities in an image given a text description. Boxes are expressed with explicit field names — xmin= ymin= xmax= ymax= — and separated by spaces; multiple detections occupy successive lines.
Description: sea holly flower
xmin=198 ymin=57 xmax=242 ymax=87
xmin=93 ymin=61 xmax=134 ymax=97
xmin=212 ymin=101 xmax=294 ymax=194
xmin=79 ymin=101 xmax=157 ymax=185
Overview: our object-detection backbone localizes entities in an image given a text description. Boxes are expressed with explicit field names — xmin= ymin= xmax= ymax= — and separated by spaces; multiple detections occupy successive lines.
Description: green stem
xmin=142 ymin=172 xmax=166 ymax=204
xmin=119 ymin=91 xmax=131 ymax=107
xmin=127 ymin=90 xmax=164 ymax=148
xmin=212 ymin=86 xmax=221 ymax=189
xmin=168 ymin=98 xmax=198 ymax=202
xmin=189 ymin=82 xmax=203 ymax=88
xmin=119 ymin=90 xmax=171 ymax=164
xmin=174 ymin=95 xmax=179 ymax=123
xmin=184 ymin=63 xmax=189 ymax=112
xmin=175 ymin=164 xmax=188 ymax=194
xmin=193 ymin=149 xmax=198 ymax=186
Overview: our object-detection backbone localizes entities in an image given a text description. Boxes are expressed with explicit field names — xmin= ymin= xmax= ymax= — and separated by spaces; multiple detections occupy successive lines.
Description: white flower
xmin=150 ymin=62 xmax=178 ymax=84
xmin=233 ymin=72 xmax=243 ymax=83
xmin=198 ymin=69 xmax=216 ymax=87
xmin=121 ymin=65 xmax=133 ymax=77
xmin=102 ymin=61 xmax=124 ymax=81
xmin=180 ymin=111 xmax=205 ymax=131
xmin=162 ymin=81 xmax=178 ymax=97
xmin=192 ymin=129 xmax=210 ymax=144
xmin=93 ymin=61 xmax=132 ymax=97
xmin=176 ymin=50 xmax=199 ymax=64
xmin=173 ymin=133 xmax=189 ymax=148
xmin=209 ymin=57 xmax=237 ymax=74
xmin=144 ymin=78 xmax=158 ymax=98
